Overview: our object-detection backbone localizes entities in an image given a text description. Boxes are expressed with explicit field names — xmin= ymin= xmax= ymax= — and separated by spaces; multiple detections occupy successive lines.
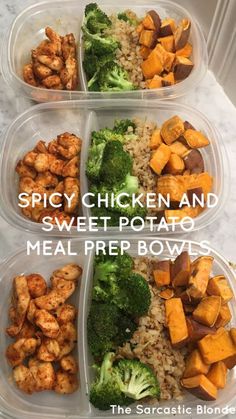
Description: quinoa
xmin=105 ymin=12 xmax=146 ymax=89
xmin=117 ymin=257 xmax=186 ymax=402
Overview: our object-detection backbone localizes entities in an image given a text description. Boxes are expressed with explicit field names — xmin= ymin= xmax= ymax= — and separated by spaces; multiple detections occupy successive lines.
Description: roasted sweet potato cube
xmin=183 ymin=149 xmax=204 ymax=174
xmin=198 ymin=327 xmax=236 ymax=364
xmin=149 ymin=143 xmax=171 ymax=175
xmin=136 ymin=23 xmax=144 ymax=35
xmin=184 ymin=172 xmax=213 ymax=200
xmin=184 ymin=129 xmax=210 ymax=148
xmin=157 ymin=175 xmax=185 ymax=202
xmin=207 ymin=275 xmax=233 ymax=303
xmin=170 ymin=140 xmax=189 ymax=157
xmin=147 ymin=75 xmax=163 ymax=89
xmin=165 ymin=205 xmax=203 ymax=223
xmin=150 ymin=129 xmax=162 ymax=149
xmin=186 ymin=317 xmax=217 ymax=342
xmin=161 ymin=115 xmax=185 ymax=145
xmin=171 ymin=251 xmax=191 ymax=287
xmin=215 ymin=304 xmax=232 ymax=328
xmin=164 ymin=153 xmax=185 ymax=175
xmin=174 ymin=19 xmax=191 ymax=50
xmin=159 ymin=18 xmax=176 ymax=37
xmin=139 ymin=29 xmax=158 ymax=49
xmin=193 ymin=296 xmax=221 ymax=327
xmin=162 ymin=72 xmax=175 ymax=86
xmin=153 ymin=260 xmax=171 ymax=287
xmin=165 ymin=298 xmax=188 ymax=347
xmin=143 ymin=10 xmax=161 ymax=32
xmin=188 ymin=256 xmax=214 ymax=301
xmin=158 ymin=35 xmax=175 ymax=52
xmin=153 ymin=44 xmax=175 ymax=72
xmin=174 ymin=56 xmax=193 ymax=81
xmin=141 ymin=50 xmax=163 ymax=79
xmin=176 ymin=42 xmax=192 ymax=58
xmin=181 ymin=374 xmax=217 ymax=401
xmin=187 ymin=187 xmax=203 ymax=205
xmin=159 ymin=288 xmax=174 ymax=300
xmin=184 ymin=349 xmax=210 ymax=378
xmin=224 ymin=355 xmax=236 ymax=369
xmin=140 ymin=45 xmax=151 ymax=59
xmin=207 ymin=361 xmax=227 ymax=389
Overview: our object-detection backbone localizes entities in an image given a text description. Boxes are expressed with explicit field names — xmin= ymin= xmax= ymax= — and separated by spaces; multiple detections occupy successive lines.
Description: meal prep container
xmin=0 ymin=99 xmax=229 ymax=238
xmin=0 ymin=0 xmax=208 ymax=102
xmin=0 ymin=238 xmax=236 ymax=419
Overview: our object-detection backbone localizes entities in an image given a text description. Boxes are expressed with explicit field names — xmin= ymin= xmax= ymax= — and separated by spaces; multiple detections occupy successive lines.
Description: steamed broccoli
xmin=84 ymin=3 xmax=111 ymax=34
xmin=83 ymin=26 xmax=119 ymax=56
xmin=113 ymin=119 xmax=136 ymax=135
xmin=115 ymin=358 xmax=160 ymax=400
xmin=99 ymin=62 xmax=136 ymax=92
xmin=91 ymin=127 xmax=125 ymax=144
xmin=100 ymin=140 xmax=132 ymax=185
xmin=86 ymin=141 xmax=106 ymax=182
xmin=117 ymin=12 xmax=139 ymax=26
xmin=90 ymin=352 xmax=132 ymax=410
xmin=113 ymin=273 xmax=151 ymax=317
xmin=91 ymin=207 xmax=122 ymax=226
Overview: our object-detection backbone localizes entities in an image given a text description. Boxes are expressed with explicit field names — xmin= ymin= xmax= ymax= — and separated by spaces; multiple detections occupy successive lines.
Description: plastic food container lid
xmin=0 ymin=0 xmax=208 ymax=102
xmin=0 ymin=99 xmax=229 ymax=237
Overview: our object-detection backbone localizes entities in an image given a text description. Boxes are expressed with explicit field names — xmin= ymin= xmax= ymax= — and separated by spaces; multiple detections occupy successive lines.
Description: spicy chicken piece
xmin=38 ymin=209 xmax=72 ymax=225
xmin=55 ymin=132 xmax=82 ymax=160
xmin=36 ymin=54 xmax=64 ymax=72
xmin=15 ymin=160 xmax=37 ymax=179
xmin=23 ymin=64 xmax=38 ymax=87
xmin=13 ymin=364 xmax=38 ymax=394
xmin=34 ymin=289 xmax=65 ymax=311
xmin=28 ymin=357 xmax=55 ymax=391
xmin=60 ymin=355 xmax=78 ymax=374
xmin=26 ymin=274 xmax=47 ymax=298
xmin=6 ymin=276 xmax=31 ymax=337
xmin=34 ymin=309 xmax=60 ymax=339
xmin=48 ymin=154 xmax=65 ymax=176
xmin=64 ymin=177 xmax=80 ymax=214
xmin=62 ymin=156 xmax=79 ymax=178
xmin=42 ymin=75 xmax=64 ymax=90
xmin=27 ymin=300 xmax=37 ymax=324
xmin=60 ymin=34 xmax=78 ymax=90
xmin=52 ymin=264 xmax=82 ymax=282
xmin=34 ymin=140 xmax=48 ymax=154
xmin=37 ymin=337 xmax=60 ymax=362
xmin=6 ymin=338 xmax=39 ymax=367
xmin=23 ymin=151 xmax=38 ymax=167
xmin=51 ymin=277 xmax=76 ymax=301
xmin=55 ymin=304 xmax=77 ymax=325
xmin=54 ymin=370 xmax=78 ymax=394
xmin=19 ymin=177 xmax=46 ymax=196
xmin=45 ymin=26 xmax=62 ymax=56
xmin=57 ymin=322 xmax=77 ymax=359
xmin=35 ymin=171 xmax=59 ymax=189
xmin=16 ymin=320 xmax=36 ymax=339
xmin=32 ymin=61 xmax=53 ymax=80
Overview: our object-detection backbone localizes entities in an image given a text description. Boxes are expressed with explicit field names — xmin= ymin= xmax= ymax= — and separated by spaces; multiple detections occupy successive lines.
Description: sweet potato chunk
xmin=140 ymin=45 xmax=151 ymax=59
xmin=173 ymin=56 xmax=193 ymax=81
xmin=183 ymin=149 xmax=204 ymax=174
xmin=161 ymin=115 xmax=185 ymax=145
xmin=165 ymin=205 xmax=203 ymax=223
xmin=141 ymin=50 xmax=163 ymax=79
xmin=184 ymin=129 xmax=210 ymax=148
xmin=184 ymin=349 xmax=210 ymax=378
xmin=174 ymin=19 xmax=191 ymax=50
xmin=164 ymin=153 xmax=185 ymax=175
xmin=215 ymin=304 xmax=232 ymax=328
xmin=157 ymin=175 xmax=185 ymax=202
xmin=143 ymin=10 xmax=161 ymax=32
xmin=181 ymin=374 xmax=217 ymax=401
xmin=149 ymin=143 xmax=171 ymax=175
xmin=165 ymin=298 xmax=188 ymax=347
xmin=147 ymin=75 xmax=163 ymax=89
xmin=193 ymin=296 xmax=221 ymax=327
xmin=162 ymin=72 xmax=175 ymax=86
xmin=169 ymin=140 xmax=189 ymax=157
xmin=207 ymin=275 xmax=233 ymax=303
xmin=139 ymin=29 xmax=157 ymax=49
xmin=153 ymin=44 xmax=175 ymax=73
xmin=184 ymin=172 xmax=213 ymax=200
xmin=207 ymin=361 xmax=227 ymax=389
xmin=159 ymin=18 xmax=176 ymax=37
xmin=176 ymin=42 xmax=192 ymax=58
xmin=198 ymin=328 xmax=236 ymax=364
xmin=171 ymin=251 xmax=191 ymax=287
xmin=187 ymin=256 xmax=213 ymax=301
xmin=158 ymin=35 xmax=175 ymax=52
xmin=187 ymin=317 xmax=217 ymax=342
xmin=150 ymin=129 xmax=162 ymax=149
xmin=153 ymin=260 xmax=171 ymax=287
xmin=159 ymin=288 xmax=174 ymax=300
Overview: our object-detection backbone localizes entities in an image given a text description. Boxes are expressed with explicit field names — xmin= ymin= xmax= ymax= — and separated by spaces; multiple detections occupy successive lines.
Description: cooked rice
xmin=106 ymin=12 xmax=146 ymax=89
xmin=117 ymin=257 xmax=186 ymax=402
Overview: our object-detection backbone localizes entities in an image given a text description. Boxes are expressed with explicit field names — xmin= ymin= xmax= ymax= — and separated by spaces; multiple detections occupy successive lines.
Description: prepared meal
xmin=23 ymin=27 xmax=78 ymax=90
xmin=15 ymin=132 xmax=81 ymax=223
xmin=87 ymin=247 xmax=235 ymax=410
xmin=86 ymin=115 xmax=213 ymax=225
xmin=5 ymin=263 xmax=82 ymax=395
xmin=82 ymin=3 xmax=193 ymax=91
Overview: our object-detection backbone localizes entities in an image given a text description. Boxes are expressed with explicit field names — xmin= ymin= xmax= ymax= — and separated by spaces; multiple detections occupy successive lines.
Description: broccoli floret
xmin=99 ymin=62 xmax=136 ymax=92
xmin=113 ymin=119 xmax=136 ymax=134
xmin=100 ymin=140 xmax=132 ymax=185
xmin=86 ymin=141 xmax=106 ymax=181
xmin=84 ymin=3 xmax=111 ymax=34
xmin=115 ymin=358 xmax=160 ymax=400
xmin=117 ymin=12 xmax=138 ymax=26
xmin=114 ymin=315 xmax=137 ymax=346
xmin=84 ymin=53 xmax=116 ymax=89
xmin=92 ymin=127 xmax=124 ymax=144
xmin=90 ymin=352 xmax=132 ymax=410
xmin=113 ymin=273 xmax=151 ymax=317
xmin=91 ymin=206 xmax=122 ymax=226
xmin=83 ymin=53 xmax=99 ymax=79
xmin=83 ymin=26 xmax=119 ymax=56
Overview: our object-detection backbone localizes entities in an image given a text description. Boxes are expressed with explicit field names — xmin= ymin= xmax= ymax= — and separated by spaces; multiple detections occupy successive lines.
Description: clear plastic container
xmin=0 ymin=99 xmax=229 ymax=238
xmin=0 ymin=238 xmax=235 ymax=419
xmin=0 ymin=0 xmax=208 ymax=102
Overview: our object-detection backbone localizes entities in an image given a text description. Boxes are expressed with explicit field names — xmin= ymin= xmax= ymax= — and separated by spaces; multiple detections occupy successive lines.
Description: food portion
xmin=82 ymin=4 xmax=194 ymax=91
xmin=15 ymin=132 xmax=81 ymax=224
xmin=86 ymin=115 xmax=213 ymax=224
xmin=88 ymin=248 xmax=235 ymax=410
xmin=23 ymin=27 xmax=78 ymax=90
xmin=5 ymin=264 xmax=82 ymax=394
